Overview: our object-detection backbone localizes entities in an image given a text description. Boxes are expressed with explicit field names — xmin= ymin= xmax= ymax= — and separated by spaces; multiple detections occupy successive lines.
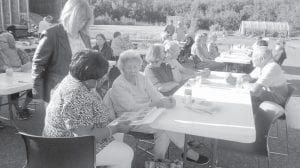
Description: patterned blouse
xmin=43 ymin=74 xmax=113 ymax=153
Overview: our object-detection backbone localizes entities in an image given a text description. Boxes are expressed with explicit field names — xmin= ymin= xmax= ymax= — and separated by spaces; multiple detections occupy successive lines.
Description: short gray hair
xmin=59 ymin=0 xmax=93 ymax=35
xmin=145 ymin=44 xmax=165 ymax=63
xmin=117 ymin=50 xmax=142 ymax=73
xmin=252 ymin=47 xmax=273 ymax=64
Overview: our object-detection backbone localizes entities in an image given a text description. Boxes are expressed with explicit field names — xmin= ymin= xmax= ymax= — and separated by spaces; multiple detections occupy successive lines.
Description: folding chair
xmin=19 ymin=132 xmax=96 ymax=168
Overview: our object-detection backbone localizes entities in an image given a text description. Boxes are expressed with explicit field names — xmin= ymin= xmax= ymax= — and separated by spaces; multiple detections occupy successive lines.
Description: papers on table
xmin=109 ymin=107 xmax=165 ymax=126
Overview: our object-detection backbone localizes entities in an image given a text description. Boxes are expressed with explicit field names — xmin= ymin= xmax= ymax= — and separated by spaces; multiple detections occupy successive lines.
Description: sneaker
xmin=181 ymin=153 xmax=209 ymax=165
xmin=18 ymin=108 xmax=32 ymax=120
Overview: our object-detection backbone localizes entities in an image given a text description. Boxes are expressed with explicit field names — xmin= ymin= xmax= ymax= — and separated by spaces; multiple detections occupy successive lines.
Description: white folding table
xmin=0 ymin=72 xmax=33 ymax=123
xmin=150 ymin=71 xmax=255 ymax=167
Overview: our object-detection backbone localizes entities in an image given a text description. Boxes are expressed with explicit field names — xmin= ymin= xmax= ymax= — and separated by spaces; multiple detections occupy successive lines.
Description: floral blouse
xmin=43 ymin=74 xmax=113 ymax=153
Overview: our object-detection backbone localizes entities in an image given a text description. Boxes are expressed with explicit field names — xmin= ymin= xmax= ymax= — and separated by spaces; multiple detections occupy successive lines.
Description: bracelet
xmin=107 ymin=126 xmax=112 ymax=137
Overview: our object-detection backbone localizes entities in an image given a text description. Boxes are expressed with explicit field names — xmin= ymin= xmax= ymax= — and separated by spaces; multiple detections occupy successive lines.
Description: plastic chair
xmin=259 ymin=84 xmax=295 ymax=155
xmin=217 ymin=95 xmax=289 ymax=168
xmin=19 ymin=132 xmax=96 ymax=168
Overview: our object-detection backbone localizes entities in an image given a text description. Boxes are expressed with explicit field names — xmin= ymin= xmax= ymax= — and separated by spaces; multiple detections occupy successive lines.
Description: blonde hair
xmin=59 ymin=0 xmax=93 ymax=35
xmin=117 ymin=50 xmax=142 ymax=73
xmin=145 ymin=44 xmax=165 ymax=63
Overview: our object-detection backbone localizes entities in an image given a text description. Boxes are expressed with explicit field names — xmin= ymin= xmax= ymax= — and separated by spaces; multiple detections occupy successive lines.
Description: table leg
xmin=7 ymin=95 xmax=17 ymax=127
xmin=211 ymin=139 xmax=222 ymax=168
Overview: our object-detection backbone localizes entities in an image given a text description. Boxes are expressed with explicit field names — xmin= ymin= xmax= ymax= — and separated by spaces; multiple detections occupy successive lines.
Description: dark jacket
xmin=92 ymin=43 xmax=113 ymax=60
xmin=32 ymin=24 xmax=91 ymax=102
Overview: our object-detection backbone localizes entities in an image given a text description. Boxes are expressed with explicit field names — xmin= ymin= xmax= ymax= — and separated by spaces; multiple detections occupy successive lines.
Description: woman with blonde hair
xmin=32 ymin=0 xmax=93 ymax=102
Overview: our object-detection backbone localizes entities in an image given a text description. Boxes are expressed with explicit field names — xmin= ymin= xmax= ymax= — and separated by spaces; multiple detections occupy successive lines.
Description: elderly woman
xmin=240 ymin=48 xmax=288 ymax=110
xmin=207 ymin=33 xmax=220 ymax=59
xmin=191 ymin=33 xmax=224 ymax=70
xmin=93 ymin=33 xmax=113 ymax=60
xmin=0 ymin=31 xmax=32 ymax=119
xmin=110 ymin=50 xmax=209 ymax=164
xmin=32 ymin=0 xmax=92 ymax=103
xmin=144 ymin=44 xmax=180 ymax=94
xmin=43 ymin=50 xmax=134 ymax=168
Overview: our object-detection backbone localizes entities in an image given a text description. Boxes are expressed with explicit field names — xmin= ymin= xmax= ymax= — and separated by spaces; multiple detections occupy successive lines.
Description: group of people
xmin=0 ymin=0 xmax=291 ymax=167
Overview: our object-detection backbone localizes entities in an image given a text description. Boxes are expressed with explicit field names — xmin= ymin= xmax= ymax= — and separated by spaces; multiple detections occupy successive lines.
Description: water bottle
xmin=184 ymin=82 xmax=192 ymax=104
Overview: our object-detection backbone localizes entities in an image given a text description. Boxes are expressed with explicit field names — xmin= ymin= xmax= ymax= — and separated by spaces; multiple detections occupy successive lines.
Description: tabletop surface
xmin=151 ymin=72 xmax=256 ymax=143
xmin=0 ymin=72 xmax=33 ymax=95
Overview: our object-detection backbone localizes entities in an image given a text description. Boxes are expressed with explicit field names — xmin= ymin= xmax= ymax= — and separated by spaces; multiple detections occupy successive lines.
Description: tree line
xmin=91 ymin=0 xmax=300 ymax=30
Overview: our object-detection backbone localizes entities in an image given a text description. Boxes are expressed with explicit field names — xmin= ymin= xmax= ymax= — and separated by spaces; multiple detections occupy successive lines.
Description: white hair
xmin=59 ymin=0 xmax=93 ymax=35
xmin=117 ymin=50 xmax=142 ymax=73
xmin=252 ymin=48 xmax=273 ymax=65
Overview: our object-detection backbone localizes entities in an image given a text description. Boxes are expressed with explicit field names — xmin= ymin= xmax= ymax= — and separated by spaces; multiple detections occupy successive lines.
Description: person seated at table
xmin=178 ymin=36 xmax=194 ymax=63
xmin=111 ymin=31 xmax=126 ymax=61
xmin=43 ymin=50 xmax=134 ymax=168
xmin=93 ymin=33 xmax=113 ymax=60
xmin=239 ymin=47 xmax=288 ymax=108
xmin=144 ymin=44 xmax=180 ymax=94
xmin=0 ymin=31 xmax=32 ymax=119
xmin=122 ymin=34 xmax=133 ymax=50
xmin=164 ymin=41 xmax=196 ymax=83
xmin=191 ymin=33 xmax=224 ymax=70
xmin=175 ymin=21 xmax=187 ymax=42
xmin=207 ymin=33 xmax=220 ymax=59
xmin=273 ymin=39 xmax=286 ymax=66
xmin=109 ymin=50 xmax=209 ymax=164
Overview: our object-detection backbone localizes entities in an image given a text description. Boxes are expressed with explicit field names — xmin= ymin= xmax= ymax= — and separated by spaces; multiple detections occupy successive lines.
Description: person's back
xmin=0 ymin=32 xmax=22 ymax=71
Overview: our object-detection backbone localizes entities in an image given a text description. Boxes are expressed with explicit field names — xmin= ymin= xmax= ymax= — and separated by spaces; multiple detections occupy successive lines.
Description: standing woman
xmin=93 ymin=33 xmax=113 ymax=60
xmin=32 ymin=0 xmax=93 ymax=102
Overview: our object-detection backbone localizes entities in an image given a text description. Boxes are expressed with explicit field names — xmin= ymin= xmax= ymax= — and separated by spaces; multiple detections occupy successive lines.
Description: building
xmin=0 ymin=0 xmax=30 ymax=31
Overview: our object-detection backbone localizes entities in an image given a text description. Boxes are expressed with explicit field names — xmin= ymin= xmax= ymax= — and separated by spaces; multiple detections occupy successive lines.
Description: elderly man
xmin=240 ymin=47 xmax=288 ymax=114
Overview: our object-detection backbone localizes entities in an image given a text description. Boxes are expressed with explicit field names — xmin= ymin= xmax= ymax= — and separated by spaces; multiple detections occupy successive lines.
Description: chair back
xmin=19 ymin=132 xmax=95 ymax=168
xmin=284 ymin=84 xmax=296 ymax=108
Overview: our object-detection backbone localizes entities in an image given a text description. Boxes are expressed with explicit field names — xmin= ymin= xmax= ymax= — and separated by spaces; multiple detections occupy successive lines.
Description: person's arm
xmin=111 ymin=80 xmax=150 ymax=112
xmin=144 ymin=76 xmax=176 ymax=108
xmin=175 ymin=60 xmax=196 ymax=80
xmin=31 ymin=30 xmax=54 ymax=99
xmin=144 ymin=66 xmax=179 ymax=92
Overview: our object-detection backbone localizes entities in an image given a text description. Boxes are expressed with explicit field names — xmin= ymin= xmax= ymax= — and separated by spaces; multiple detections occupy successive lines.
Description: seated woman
xmin=273 ymin=39 xmax=286 ymax=66
xmin=144 ymin=44 xmax=180 ymax=94
xmin=178 ymin=36 xmax=194 ymax=63
xmin=0 ymin=31 xmax=32 ymax=119
xmin=164 ymin=41 xmax=196 ymax=83
xmin=93 ymin=33 xmax=113 ymax=60
xmin=239 ymin=48 xmax=288 ymax=112
xmin=191 ymin=33 xmax=224 ymax=70
xmin=43 ymin=50 xmax=134 ymax=168
xmin=110 ymin=50 xmax=209 ymax=164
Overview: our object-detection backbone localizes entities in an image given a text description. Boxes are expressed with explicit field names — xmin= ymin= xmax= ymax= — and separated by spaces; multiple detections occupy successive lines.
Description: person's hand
xmin=160 ymin=96 xmax=176 ymax=109
xmin=240 ymin=74 xmax=252 ymax=83
xmin=114 ymin=121 xmax=132 ymax=133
